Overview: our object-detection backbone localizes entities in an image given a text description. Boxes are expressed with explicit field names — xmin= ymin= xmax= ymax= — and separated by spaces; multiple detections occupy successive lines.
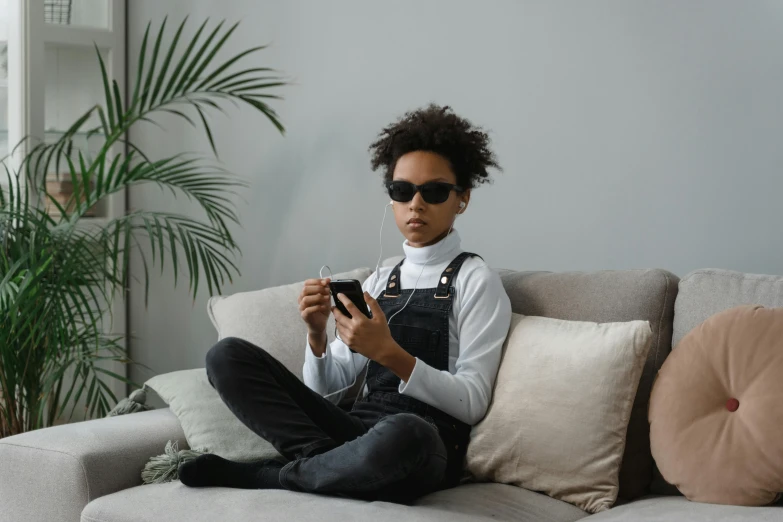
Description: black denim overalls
xmin=350 ymin=251 xmax=481 ymax=488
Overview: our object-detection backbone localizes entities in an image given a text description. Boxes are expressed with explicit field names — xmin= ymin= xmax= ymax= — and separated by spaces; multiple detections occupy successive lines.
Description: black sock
xmin=178 ymin=454 xmax=286 ymax=489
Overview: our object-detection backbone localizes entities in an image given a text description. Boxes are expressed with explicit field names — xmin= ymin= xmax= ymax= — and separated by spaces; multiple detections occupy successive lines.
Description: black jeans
xmin=205 ymin=337 xmax=448 ymax=502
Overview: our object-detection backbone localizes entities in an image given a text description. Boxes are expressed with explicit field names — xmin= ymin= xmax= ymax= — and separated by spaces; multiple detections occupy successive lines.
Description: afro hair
xmin=369 ymin=103 xmax=501 ymax=190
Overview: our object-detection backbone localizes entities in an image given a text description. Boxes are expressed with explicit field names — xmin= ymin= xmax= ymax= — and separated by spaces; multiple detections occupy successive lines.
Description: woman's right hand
xmin=299 ymin=278 xmax=332 ymax=335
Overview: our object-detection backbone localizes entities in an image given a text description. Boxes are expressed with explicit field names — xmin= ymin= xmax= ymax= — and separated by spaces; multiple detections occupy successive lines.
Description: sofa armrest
xmin=0 ymin=408 xmax=185 ymax=522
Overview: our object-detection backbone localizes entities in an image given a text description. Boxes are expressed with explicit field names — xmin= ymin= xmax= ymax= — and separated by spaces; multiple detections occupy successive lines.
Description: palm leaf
xmin=160 ymin=18 xmax=206 ymax=103
xmin=147 ymin=16 xmax=189 ymax=109
xmin=196 ymin=105 xmax=218 ymax=157
xmin=140 ymin=17 xmax=167 ymax=112
xmin=96 ymin=45 xmax=115 ymax=130
xmin=173 ymin=20 xmax=224 ymax=97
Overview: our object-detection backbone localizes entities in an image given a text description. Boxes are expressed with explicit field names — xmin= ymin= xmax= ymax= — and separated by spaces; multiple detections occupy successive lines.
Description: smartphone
xmin=329 ymin=279 xmax=372 ymax=319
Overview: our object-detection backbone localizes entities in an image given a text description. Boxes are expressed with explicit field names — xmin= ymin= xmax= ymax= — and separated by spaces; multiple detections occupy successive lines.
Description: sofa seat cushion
xmin=81 ymin=482 xmax=587 ymax=522
xmin=582 ymin=496 xmax=783 ymax=521
xmin=415 ymin=483 xmax=587 ymax=522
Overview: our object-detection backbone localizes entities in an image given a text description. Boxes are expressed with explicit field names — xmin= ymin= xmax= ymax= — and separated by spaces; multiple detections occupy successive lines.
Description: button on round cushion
xmin=649 ymin=304 xmax=783 ymax=506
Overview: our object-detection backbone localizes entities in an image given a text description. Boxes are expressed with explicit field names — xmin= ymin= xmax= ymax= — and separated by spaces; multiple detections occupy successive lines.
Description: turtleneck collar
xmin=402 ymin=229 xmax=462 ymax=266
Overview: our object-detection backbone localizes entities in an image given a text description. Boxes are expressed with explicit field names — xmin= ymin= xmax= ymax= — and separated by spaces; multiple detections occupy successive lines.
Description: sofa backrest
xmin=214 ymin=256 xmax=680 ymax=500
xmin=673 ymin=268 xmax=783 ymax=348
xmin=497 ymin=268 xmax=679 ymax=501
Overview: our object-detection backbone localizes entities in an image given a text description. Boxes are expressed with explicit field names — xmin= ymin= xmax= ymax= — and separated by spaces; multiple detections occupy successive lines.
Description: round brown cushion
xmin=649 ymin=304 xmax=783 ymax=506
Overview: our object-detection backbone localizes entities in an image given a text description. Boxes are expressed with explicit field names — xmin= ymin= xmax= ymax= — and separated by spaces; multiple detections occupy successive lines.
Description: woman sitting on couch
xmin=179 ymin=103 xmax=512 ymax=504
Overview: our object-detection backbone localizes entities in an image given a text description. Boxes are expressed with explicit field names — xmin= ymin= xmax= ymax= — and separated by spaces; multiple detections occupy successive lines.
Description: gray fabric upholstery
xmin=81 ymin=482 xmax=587 ymax=522
xmin=0 ymin=408 xmax=184 ymax=522
xmin=651 ymin=268 xmax=783 ymax=495
xmin=494 ymin=269 xmax=679 ymax=501
xmin=672 ymin=268 xmax=783 ymax=348
xmin=415 ymin=483 xmax=588 ymax=521
xmin=583 ymin=496 xmax=783 ymax=521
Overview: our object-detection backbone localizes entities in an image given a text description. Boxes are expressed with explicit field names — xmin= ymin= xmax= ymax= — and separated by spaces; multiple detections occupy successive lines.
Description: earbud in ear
xmin=389 ymin=200 xmax=394 ymax=205
xmin=459 ymin=202 xmax=466 ymax=208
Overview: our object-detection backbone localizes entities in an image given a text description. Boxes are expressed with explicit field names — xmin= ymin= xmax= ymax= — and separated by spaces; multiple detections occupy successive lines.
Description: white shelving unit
xmin=0 ymin=0 xmax=21 ymax=166
xmin=3 ymin=0 xmax=128 ymax=419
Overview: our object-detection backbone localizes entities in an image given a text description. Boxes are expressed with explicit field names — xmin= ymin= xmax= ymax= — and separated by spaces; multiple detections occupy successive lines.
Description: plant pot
xmin=45 ymin=178 xmax=97 ymax=217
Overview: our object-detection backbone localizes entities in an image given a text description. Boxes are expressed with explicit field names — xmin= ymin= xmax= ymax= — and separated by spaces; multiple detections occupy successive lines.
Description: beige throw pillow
xmin=466 ymin=313 xmax=653 ymax=514
xmin=145 ymin=368 xmax=281 ymax=462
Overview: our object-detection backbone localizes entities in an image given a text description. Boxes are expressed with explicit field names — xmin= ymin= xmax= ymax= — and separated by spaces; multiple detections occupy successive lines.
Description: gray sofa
xmin=2 ymin=266 xmax=782 ymax=522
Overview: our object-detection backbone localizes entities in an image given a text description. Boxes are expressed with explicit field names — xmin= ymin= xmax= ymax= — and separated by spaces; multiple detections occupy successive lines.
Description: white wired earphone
xmin=319 ymin=199 xmax=466 ymax=400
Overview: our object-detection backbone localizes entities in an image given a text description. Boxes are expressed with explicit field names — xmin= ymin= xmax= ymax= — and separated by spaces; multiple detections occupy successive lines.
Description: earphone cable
xmin=323 ymin=200 xmax=462 ymax=401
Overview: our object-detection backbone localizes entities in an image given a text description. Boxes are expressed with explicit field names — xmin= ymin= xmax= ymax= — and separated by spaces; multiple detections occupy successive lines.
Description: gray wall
xmin=127 ymin=0 xmax=783 ymax=385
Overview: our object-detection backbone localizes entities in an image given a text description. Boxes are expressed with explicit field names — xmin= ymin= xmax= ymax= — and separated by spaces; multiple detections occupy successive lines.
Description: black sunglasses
xmin=386 ymin=180 xmax=464 ymax=204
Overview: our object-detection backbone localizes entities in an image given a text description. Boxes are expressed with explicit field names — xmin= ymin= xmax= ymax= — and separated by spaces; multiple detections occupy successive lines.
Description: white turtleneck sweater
xmin=303 ymin=229 xmax=512 ymax=426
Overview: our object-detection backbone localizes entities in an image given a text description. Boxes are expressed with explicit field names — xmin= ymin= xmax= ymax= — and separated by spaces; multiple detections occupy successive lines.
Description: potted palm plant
xmin=0 ymin=17 xmax=285 ymax=437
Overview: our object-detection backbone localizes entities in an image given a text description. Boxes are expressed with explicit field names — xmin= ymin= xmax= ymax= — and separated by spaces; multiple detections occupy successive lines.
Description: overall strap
xmin=434 ymin=252 xmax=483 ymax=298
xmin=382 ymin=252 xmax=484 ymax=298
xmin=383 ymin=258 xmax=405 ymax=297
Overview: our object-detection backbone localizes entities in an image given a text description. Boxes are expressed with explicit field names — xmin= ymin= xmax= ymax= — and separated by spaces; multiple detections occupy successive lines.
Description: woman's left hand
xmin=333 ymin=292 xmax=396 ymax=362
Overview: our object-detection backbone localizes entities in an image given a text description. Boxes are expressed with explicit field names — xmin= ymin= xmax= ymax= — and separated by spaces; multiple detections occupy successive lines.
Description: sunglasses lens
xmin=387 ymin=181 xmax=455 ymax=203
xmin=388 ymin=181 xmax=415 ymax=202
xmin=420 ymin=183 xmax=452 ymax=204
